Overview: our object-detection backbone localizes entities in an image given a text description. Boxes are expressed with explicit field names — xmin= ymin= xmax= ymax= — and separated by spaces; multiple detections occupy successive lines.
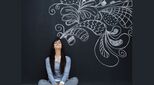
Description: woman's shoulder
xmin=45 ymin=56 xmax=50 ymax=61
xmin=65 ymin=55 xmax=71 ymax=61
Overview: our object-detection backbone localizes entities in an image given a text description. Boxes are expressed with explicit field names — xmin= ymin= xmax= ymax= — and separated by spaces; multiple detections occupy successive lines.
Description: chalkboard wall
xmin=22 ymin=0 xmax=132 ymax=85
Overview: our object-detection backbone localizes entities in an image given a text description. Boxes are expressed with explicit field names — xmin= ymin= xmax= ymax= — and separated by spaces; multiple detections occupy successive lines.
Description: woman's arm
xmin=45 ymin=57 xmax=56 ymax=85
xmin=60 ymin=56 xmax=71 ymax=84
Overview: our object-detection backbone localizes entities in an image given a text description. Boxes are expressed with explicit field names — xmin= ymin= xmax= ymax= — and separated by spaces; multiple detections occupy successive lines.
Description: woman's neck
xmin=55 ymin=49 xmax=61 ymax=62
xmin=55 ymin=49 xmax=61 ymax=57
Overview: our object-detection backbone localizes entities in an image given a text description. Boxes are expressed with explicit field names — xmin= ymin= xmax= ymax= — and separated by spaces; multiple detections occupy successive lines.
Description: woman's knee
xmin=66 ymin=77 xmax=78 ymax=85
xmin=71 ymin=77 xmax=78 ymax=82
xmin=38 ymin=79 xmax=51 ymax=85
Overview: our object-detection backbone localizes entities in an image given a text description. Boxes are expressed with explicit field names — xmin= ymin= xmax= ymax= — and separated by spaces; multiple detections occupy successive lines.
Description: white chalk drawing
xmin=49 ymin=0 xmax=133 ymax=67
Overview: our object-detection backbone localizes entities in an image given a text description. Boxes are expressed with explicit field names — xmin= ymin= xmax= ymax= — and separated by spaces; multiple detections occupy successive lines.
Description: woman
xmin=38 ymin=37 xmax=78 ymax=85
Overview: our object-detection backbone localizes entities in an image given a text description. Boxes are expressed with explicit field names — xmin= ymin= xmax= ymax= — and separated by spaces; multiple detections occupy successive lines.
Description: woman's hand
xmin=59 ymin=83 xmax=64 ymax=85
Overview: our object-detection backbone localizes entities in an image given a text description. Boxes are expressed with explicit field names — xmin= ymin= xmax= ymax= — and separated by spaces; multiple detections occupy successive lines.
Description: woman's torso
xmin=46 ymin=56 xmax=70 ymax=82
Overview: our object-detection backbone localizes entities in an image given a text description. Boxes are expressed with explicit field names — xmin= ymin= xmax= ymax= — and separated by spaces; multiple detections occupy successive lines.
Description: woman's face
xmin=54 ymin=40 xmax=62 ymax=49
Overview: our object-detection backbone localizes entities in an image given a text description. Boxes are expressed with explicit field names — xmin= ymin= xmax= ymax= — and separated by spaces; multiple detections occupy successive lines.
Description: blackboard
xmin=22 ymin=0 xmax=133 ymax=85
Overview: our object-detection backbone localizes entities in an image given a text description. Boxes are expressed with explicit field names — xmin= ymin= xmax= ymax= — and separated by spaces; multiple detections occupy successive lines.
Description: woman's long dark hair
xmin=49 ymin=37 xmax=66 ymax=75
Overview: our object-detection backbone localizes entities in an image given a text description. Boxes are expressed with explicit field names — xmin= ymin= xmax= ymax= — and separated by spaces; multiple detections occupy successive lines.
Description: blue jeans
xmin=38 ymin=77 xmax=78 ymax=85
